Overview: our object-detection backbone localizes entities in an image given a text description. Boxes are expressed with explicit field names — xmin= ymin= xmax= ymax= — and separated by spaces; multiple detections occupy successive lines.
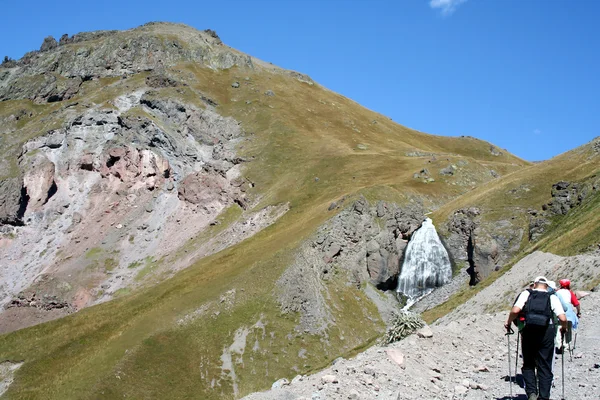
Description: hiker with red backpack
xmin=557 ymin=279 xmax=581 ymax=325
xmin=504 ymin=276 xmax=568 ymax=400
xmin=556 ymin=279 xmax=581 ymax=355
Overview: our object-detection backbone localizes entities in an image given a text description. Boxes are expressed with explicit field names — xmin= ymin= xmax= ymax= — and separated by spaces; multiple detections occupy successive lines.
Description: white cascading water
xmin=396 ymin=218 xmax=452 ymax=304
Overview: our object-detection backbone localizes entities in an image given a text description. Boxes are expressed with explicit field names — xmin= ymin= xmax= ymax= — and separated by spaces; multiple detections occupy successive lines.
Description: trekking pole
xmin=506 ymin=326 xmax=514 ymax=399
xmin=567 ymin=322 xmax=573 ymax=361
xmin=561 ymin=332 xmax=566 ymax=400
xmin=514 ymin=330 xmax=520 ymax=378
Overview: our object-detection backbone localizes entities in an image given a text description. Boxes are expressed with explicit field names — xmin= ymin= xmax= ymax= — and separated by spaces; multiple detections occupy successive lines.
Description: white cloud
xmin=533 ymin=129 xmax=542 ymax=135
xmin=430 ymin=0 xmax=467 ymax=16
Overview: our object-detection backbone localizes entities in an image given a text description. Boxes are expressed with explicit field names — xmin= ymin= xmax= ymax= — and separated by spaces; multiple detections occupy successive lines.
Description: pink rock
xmin=386 ymin=348 xmax=404 ymax=367
xmin=108 ymin=147 xmax=126 ymax=158
xmin=575 ymin=291 xmax=590 ymax=299
xmin=23 ymin=156 xmax=56 ymax=212
xmin=79 ymin=154 xmax=94 ymax=171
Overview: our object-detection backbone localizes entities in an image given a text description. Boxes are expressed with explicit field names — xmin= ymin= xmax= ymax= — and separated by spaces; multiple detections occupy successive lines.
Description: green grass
xmin=135 ymin=257 xmax=160 ymax=282
xmin=85 ymin=247 xmax=103 ymax=259
xmin=127 ymin=261 xmax=142 ymax=269
xmin=103 ymin=258 xmax=118 ymax=272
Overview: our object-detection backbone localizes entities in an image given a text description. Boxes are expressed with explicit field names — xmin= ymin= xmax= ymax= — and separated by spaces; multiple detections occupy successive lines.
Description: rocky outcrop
xmin=0 ymin=83 xmax=248 ymax=320
xmin=412 ymin=168 xmax=434 ymax=183
xmin=439 ymin=165 xmax=457 ymax=176
xmin=444 ymin=208 xmax=511 ymax=284
xmin=0 ymin=23 xmax=254 ymax=103
xmin=8 ymin=292 xmax=71 ymax=311
xmin=178 ymin=168 xmax=245 ymax=209
xmin=0 ymin=178 xmax=26 ymax=225
xmin=98 ymin=146 xmax=171 ymax=190
xmin=529 ymin=179 xmax=599 ymax=241
xmin=40 ymin=36 xmax=58 ymax=52
xmin=544 ymin=181 xmax=588 ymax=215
xmin=0 ymin=74 xmax=82 ymax=103
xmin=22 ymin=155 xmax=56 ymax=212
xmin=445 ymin=208 xmax=479 ymax=263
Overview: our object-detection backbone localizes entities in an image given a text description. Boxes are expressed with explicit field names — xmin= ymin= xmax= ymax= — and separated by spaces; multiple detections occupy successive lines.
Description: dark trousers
xmin=521 ymin=324 xmax=556 ymax=399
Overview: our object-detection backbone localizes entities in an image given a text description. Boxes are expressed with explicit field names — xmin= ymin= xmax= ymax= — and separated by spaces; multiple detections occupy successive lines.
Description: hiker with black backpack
xmin=504 ymin=276 xmax=568 ymax=400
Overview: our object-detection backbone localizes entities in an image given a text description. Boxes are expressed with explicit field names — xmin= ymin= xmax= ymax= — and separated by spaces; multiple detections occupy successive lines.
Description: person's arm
xmin=551 ymin=295 xmax=568 ymax=332
xmin=558 ymin=313 xmax=568 ymax=333
xmin=505 ymin=306 xmax=521 ymax=331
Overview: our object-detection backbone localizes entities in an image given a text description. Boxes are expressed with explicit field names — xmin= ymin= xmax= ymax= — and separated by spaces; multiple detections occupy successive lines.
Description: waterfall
xmin=396 ymin=217 xmax=452 ymax=301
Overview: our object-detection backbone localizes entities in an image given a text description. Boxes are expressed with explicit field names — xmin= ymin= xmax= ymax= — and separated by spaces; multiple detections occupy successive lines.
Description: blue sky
xmin=1 ymin=0 xmax=598 ymax=161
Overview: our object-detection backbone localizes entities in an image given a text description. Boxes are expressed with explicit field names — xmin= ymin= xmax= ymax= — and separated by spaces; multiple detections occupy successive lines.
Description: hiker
xmin=557 ymin=279 xmax=581 ymax=326
xmin=547 ymin=281 xmax=570 ymax=351
xmin=504 ymin=276 xmax=568 ymax=400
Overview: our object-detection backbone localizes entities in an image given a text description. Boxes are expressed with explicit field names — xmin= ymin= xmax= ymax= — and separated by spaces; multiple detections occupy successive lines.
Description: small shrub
xmin=384 ymin=311 xmax=425 ymax=344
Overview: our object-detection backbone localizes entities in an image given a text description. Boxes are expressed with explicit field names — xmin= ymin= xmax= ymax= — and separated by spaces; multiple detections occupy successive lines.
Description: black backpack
xmin=524 ymin=289 xmax=552 ymax=327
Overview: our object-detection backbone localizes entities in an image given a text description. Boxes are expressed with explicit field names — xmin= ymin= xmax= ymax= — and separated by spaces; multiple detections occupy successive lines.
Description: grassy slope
xmin=0 ymin=32 xmax=532 ymax=399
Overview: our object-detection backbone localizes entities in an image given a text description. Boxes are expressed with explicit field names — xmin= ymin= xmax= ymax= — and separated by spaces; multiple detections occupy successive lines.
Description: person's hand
xmin=560 ymin=326 xmax=567 ymax=335
xmin=504 ymin=322 xmax=512 ymax=332
xmin=577 ymin=312 xmax=581 ymax=318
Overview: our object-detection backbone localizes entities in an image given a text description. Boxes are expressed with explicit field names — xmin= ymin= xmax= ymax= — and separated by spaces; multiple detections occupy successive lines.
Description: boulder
xmin=320 ymin=375 xmax=338 ymax=384
xmin=385 ymin=349 xmax=404 ymax=367
xmin=440 ymin=165 xmax=456 ymax=176
xmin=575 ymin=291 xmax=590 ymax=299
xmin=40 ymin=36 xmax=58 ymax=52
xmin=0 ymin=178 xmax=25 ymax=225
xmin=178 ymin=169 xmax=241 ymax=208
xmin=454 ymin=385 xmax=468 ymax=395
xmin=22 ymin=156 xmax=56 ymax=212
xmin=271 ymin=378 xmax=289 ymax=389
xmin=416 ymin=325 xmax=434 ymax=338
xmin=59 ymin=34 xmax=72 ymax=45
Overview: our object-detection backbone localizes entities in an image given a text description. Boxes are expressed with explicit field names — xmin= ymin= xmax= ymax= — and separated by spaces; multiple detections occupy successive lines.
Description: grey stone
xmin=0 ymin=178 xmax=25 ymax=225
xmin=40 ymin=36 xmax=58 ymax=52
xmin=265 ymin=90 xmax=275 ymax=96
xmin=440 ymin=165 xmax=456 ymax=176
xmin=489 ymin=145 xmax=502 ymax=156
xmin=271 ymin=378 xmax=290 ymax=389
xmin=231 ymin=81 xmax=240 ymax=88
xmin=417 ymin=325 xmax=434 ymax=338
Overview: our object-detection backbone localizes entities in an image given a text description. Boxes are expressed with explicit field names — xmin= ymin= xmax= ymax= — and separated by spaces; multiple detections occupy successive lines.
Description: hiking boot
xmin=528 ymin=393 xmax=538 ymax=400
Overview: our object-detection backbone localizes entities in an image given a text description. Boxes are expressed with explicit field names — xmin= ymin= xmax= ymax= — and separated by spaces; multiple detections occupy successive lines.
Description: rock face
xmin=444 ymin=207 xmax=512 ymax=284
xmin=529 ymin=179 xmax=599 ymax=241
xmin=178 ymin=169 xmax=244 ymax=209
xmin=546 ymin=181 xmax=588 ymax=215
xmin=22 ymin=155 xmax=56 ymax=213
xmin=98 ymin=146 xmax=171 ymax=191
xmin=0 ymin=71 xmax=252 ymax=326
xmin=40 ymin=36 xmax=58 ymax=52
xmin=0 ymin=178 xmax=25 ymax=225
